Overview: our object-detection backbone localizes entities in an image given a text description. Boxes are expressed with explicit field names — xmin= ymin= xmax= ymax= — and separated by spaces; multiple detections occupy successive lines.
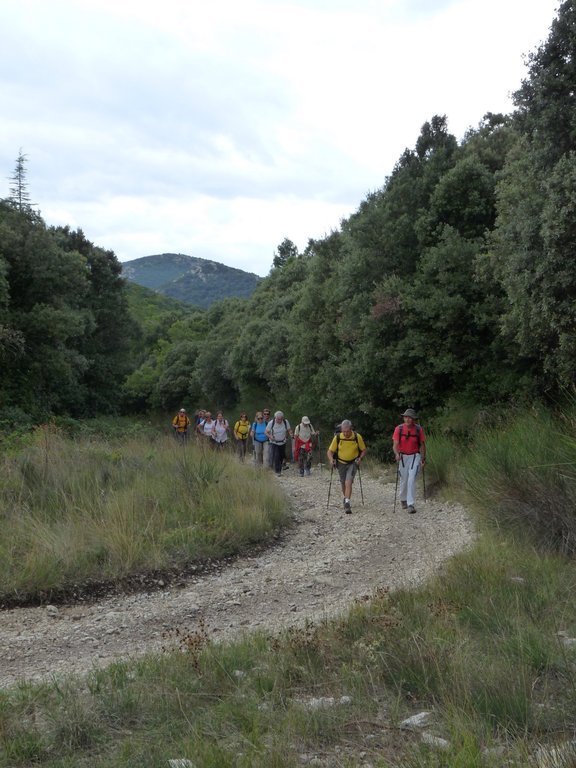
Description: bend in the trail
xmin=0 ymin=467 xmax=475 ymax=689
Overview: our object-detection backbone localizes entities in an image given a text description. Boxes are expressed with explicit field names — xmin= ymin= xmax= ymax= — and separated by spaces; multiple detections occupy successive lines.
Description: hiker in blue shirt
xmin=250 ymin=411 xmax=269 ymax=465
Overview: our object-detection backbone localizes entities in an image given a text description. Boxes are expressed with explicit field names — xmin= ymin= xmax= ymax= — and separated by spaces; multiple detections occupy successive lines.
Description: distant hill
xmin=122 ymin=253 xmax=261 ymax=308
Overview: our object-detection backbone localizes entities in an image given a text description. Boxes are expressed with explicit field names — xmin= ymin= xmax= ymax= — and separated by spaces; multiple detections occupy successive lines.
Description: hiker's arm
xmin=327 ymin=437 xmax=337 ymax=467
xmin=393 ymin=439 xmax=400 ymax=462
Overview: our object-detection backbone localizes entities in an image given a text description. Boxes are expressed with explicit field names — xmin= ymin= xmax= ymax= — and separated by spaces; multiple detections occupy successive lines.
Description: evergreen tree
xmin=8 ymin=149 xmax=33 ymax=211
xmin=491 ymin=0 xmax=576 ymax=389
xmin=272 ymin=238 xmax=298 ymax=270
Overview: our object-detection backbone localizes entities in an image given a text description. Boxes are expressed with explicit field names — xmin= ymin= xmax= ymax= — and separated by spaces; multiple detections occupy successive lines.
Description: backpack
xmin=396 ymin=424 xmax=422 ymax=447
xmin=335 ymin=430 xmax=360 ymax=463
xmin=235 ymin=420 xmax=250 ymax=439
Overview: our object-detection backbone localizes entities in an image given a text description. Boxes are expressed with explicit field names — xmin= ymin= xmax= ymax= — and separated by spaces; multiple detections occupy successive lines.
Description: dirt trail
xmin=0 ymin=467 xmax=475 ymax=689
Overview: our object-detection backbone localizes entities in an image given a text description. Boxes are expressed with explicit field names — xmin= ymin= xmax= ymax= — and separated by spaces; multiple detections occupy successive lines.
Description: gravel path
xmin=0 ymin=466 xmax=475 ymax=689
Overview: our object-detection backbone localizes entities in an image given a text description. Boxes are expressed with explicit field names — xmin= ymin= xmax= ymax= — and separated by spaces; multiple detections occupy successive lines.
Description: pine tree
xmin=8 ymin=149 xmax=33 ymax=211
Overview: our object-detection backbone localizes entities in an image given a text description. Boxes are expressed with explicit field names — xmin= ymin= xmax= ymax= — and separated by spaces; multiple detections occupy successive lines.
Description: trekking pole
xmin=327 ymin=463 xmax=334 ymax=509
xmin=393 ymin=461 xmax=399 ymax=514
xmin=357 ymin=463 xmax=364 ymax=505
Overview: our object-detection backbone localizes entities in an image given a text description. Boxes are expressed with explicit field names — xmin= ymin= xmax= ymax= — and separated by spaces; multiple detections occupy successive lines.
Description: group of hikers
xmin=171 ymin=408 xmax=318 ymax=477
xmin=172 ymin=406 xmax=426 ymax=515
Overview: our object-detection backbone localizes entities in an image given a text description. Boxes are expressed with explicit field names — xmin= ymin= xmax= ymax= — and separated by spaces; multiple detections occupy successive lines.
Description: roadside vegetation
xmin=1 ymin=2 xmax=576 ymax=764
xmin=2 ymin=407 xmax=576 ymax=766
xmin=0 ymin=421 xmax=286 ymax=604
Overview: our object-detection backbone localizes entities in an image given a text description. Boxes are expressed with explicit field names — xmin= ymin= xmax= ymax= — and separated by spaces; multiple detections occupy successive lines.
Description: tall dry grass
xmin=0 ymin=424 xmax=286 ymax=600
xmin=461 ymin=407 xmax=576 ymax=553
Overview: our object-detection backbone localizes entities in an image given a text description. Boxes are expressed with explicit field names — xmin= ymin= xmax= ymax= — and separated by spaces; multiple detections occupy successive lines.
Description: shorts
xmin=337 ymin=461 xmax=357 ymax=484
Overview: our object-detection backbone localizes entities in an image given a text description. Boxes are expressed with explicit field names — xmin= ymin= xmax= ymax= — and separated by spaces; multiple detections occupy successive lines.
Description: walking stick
xmin=327 ymin=463 xmax=334 ymax=509
xmin=357 ymin=463 xmax=364 ymax=505
xmin=393 ymin=461 xmax=399 ymax=514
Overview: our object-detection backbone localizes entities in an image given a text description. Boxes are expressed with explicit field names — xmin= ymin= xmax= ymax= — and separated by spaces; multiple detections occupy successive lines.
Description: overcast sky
xmin=0 ymin=0 xmax=559 ymax=276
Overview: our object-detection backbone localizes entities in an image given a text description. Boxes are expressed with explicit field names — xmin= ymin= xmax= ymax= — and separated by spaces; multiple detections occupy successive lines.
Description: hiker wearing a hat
xmin=265 ymin=411 xmax=293 ymax=477
xmin=393 ymin=408 xmax=426 ymax=513
xmin=172 ymin=408 xmax=191 ymax=442
xmin=293 ymin=416 xmax=318 ymax=476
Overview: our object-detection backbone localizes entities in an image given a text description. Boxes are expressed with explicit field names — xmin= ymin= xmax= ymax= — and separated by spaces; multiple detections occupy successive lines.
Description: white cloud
xmin=0 ymin=0 xmax=560 ymax=276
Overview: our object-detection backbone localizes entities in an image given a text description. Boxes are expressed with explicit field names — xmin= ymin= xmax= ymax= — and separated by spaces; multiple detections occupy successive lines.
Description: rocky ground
xmin=0 ymin=464 xmax=475 ymax=689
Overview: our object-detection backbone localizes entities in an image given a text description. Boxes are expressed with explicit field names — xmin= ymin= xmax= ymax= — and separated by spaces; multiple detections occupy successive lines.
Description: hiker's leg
xmin=337 ymin=464 xmax=347 ymax=496
xmin=344 ymin=463 xmax=357 ymax=499
xmin=278 ymin=444 xmax=286 ymax=473
xmin=406 ymin=454 xmax=421 ymax=507
xmin=254 ymin=441 xmax=263 ymax=464
xmin=272 ymin=444 xmax=283 ymax=474
xmin=398 ymin=457 xmax=408 ymax=502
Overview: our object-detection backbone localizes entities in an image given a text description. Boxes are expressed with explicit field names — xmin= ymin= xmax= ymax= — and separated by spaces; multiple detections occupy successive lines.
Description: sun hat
xmin=301 ymin=416 xmax=311 ymax=424
xmin=401 ymin=408 xmax=418 ymax=418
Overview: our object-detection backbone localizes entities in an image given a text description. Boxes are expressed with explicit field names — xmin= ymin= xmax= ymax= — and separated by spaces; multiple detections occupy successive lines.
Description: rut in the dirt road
xmin=0 ymin=468 xmax=475 ymax=689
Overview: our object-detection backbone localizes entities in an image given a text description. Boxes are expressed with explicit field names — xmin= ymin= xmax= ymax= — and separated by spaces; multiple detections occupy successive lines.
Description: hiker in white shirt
xmin=265 ymin=410 xmax=293 ymax=477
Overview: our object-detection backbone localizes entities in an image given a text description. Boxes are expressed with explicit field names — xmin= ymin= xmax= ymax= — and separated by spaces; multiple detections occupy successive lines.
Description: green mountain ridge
xmin=122 ymin=253 xmax=261 ymax=308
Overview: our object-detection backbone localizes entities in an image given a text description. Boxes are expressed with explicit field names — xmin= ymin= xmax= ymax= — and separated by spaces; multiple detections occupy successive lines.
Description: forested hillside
xmin=122 ymin=253 xmax=261 ymax=308
xmin=1 ymin=1 xmax=575 ymax=442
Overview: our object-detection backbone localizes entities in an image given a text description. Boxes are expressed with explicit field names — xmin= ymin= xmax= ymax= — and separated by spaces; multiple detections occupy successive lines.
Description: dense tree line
xmin=1 ymin=2 xmax=574 ymax=446
xmin=0 ymin=196 xmax=137 ymax=423
xmin=128 ymin=2 xmax=575 ymax=447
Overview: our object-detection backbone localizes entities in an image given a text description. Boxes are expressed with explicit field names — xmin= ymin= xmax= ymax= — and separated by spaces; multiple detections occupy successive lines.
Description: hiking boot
xmin=299 ymin=469 xmax=304 ymax=476
xmin=408 ymin=505 xmax=416 ymax=514
xmin=305 ymin=469 xmax=311 ymax=476
xmin=401 ymin=501 xmax=408 ymax=509
xmin=344 ymin=500 xmax=352 ymax=514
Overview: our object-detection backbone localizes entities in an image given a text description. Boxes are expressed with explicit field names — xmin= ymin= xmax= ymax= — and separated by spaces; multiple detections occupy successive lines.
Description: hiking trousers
xmin=253 ymin=440 xmax=266 ymax=464
xmin=264 ymin=441 xmax=273 ymax=467
xmin=270 ymin=442 xmax=286 ymax=475
xmin=398 ymin=452 xmax=421 ymax=507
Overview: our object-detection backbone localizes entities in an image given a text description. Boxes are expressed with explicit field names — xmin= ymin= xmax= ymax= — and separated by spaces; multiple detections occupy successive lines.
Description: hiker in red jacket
xmin=393 ymin=408 xmax=426 ymax=514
